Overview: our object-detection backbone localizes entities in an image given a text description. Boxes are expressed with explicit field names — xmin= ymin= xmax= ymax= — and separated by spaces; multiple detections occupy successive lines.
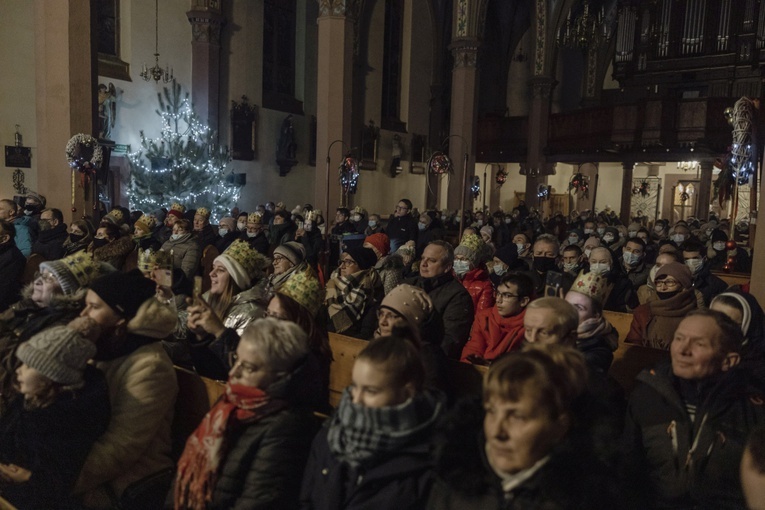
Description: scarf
xmin=325 ymin=268 xmax=383 ymax=333
xmin=265 ymin=261 xmax=309 ymax=295
xmin=577 ymin=316 xmax=618 ymax=351
xmin=643 ymin=289 xmax=697 ymax=349
xmin=174 ymin=383 xmax=287 ymax=510
xmin=326 ymin=387 xmax=444 ymax=467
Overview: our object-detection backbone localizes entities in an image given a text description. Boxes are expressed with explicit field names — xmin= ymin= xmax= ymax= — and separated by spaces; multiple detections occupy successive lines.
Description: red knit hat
xmin=364 ymin=233 xmax=390 ymax=257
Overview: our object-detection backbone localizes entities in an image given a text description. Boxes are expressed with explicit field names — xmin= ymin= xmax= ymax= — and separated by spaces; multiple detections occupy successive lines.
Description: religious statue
xmin=276 ymin=114 xmax=298 ymax=176
xmin=98 ymin=82 xmax=117 ymax=141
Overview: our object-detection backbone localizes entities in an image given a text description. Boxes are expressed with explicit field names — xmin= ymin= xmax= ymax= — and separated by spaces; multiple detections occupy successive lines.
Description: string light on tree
xmin=128 ymin=80 xmax=242 ymax=221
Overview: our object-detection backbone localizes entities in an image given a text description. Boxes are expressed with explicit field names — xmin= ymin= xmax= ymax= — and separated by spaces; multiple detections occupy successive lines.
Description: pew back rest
xmin=172 ymin=366 xmax=226 ymax=459
xmin=23 ymin=253 xmax=45 ymax=285
xmin=328 ymin=332 xmax=366 ymax=407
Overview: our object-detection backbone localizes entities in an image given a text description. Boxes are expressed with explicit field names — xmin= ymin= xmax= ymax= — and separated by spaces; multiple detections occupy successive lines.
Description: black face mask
xmin=533 ymin=256 xmax=557 ymax=273
xmin=69 ymin=233 xmax=84 ymax=243
xmin=657 ymin=290 xmax=681 ymax=300
xmin=93 ymin=238 xmax=110 ymax=249
xmin=24 ymin=205 xmax=39 ymax=215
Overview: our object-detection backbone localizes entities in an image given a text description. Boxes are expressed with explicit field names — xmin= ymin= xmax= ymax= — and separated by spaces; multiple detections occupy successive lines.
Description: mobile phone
xmin=544 ymin=271 xmax=563 ymax=298
xmin=193 ymin=276 xmax=203 ymax=300
xmin=153 ymin=268 xmax=173 ymax=288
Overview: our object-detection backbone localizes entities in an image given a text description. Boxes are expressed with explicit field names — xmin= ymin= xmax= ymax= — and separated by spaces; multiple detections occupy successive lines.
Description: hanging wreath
xmin=537 ymin=184 xmax=551 ymax=201
xmin=568 ymin=172 xmax=589 ymax=198
xmin=471 ymin=176 xmax=481 ymax=199
xmin=338 ymin=153 xmax=360 ymax=195
xmin=66 ymin=134 xmax=103 ymax=173
xmin=680 ymin=191 xmax=690 ymax=203
xmin=632 ymin=180 xmax=650 ymax=197
xmin=495 ymin=166 xmax=508 ymax=186
xmin=427 ymin=151 xmax=452 ymax=175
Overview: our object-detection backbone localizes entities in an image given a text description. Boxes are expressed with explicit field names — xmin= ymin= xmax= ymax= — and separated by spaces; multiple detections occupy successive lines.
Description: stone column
xmin=187 ymin=2 xmax=225 ymax=133
xmin=620 ymin=161 xmax=634 ymax=225
xmin=315 ymin=0 xmax=354 ymax=218
xmin=34 ymin=0 xmax=97 ymax=224
xmin=695 ymin=160 xmax=713 ymax=220
xmin=750 ymin=168 xmax=765 ymax=305
xmin=523 ymin=77 xmax=555 ymax=202
xmin=446 ymin=39 xmax=479 ymax=212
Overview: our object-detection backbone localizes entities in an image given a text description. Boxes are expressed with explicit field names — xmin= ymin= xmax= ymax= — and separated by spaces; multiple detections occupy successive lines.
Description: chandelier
xmin=140 ymin=0 xmax=173 ymax=83
xmin=557 ymin=1 xmax=609 ymax=50
xmin=677 ymin=161 xmax=700 ymax=173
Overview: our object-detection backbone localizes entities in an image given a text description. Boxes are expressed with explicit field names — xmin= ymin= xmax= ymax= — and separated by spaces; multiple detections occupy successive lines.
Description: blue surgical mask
xmin=368 ymin=220 xmax=377 ymax=228
xmin=493 ymin=264 xmax=507 ymax=276
xmin=170 ymin=234 xmax=182 ymax=241
xmin=453 ymin=260 xmax=470 ymax=276
xmin=623 ymin=251 xmax=640 ymax=267
xmin=590 ymin=262 xmax=610 ymax=275
xmin=418 ymin=222 xmax=427 ymax=231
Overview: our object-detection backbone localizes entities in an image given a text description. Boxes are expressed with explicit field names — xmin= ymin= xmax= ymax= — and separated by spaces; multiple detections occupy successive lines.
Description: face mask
xmin=38 ymin=219 xmax=52 ymax=231
xmin=516 ymin=243 xmax=526 ymax=254
xmin=589 ymin=262 xmax=610 ymax=275
xmin=657 ymin=290 xmax=681 ymax=300
xmin=602 ymin=234 xmax=615 ymax=244
xmin=533 ymin=256 xmax=557 ymax=273
xmin=504 ymin=218 xmax=512 ymax=224
xmin=671 ymin=234 xmax=685 ymax=244
xmin=685 ymin=258 xmax=703 ymax=274
xmin=493 ymin=264 xmax=507 ymax=276
xmin=368 ymin=220 xmax=377 ymax=228
xmin=456 ymin=217 xmax=461 ymax=223
xmin=237 ymin=222 xmax=246 ymax=231
xmin=476 ymin=220 xmax=483 ymax=227
xmin=247 ymin=232 xmax=258 ymax=238
xmin=584 ymin=248 xmax=592 ymax=259
xmin=583 ymin=228 xmax=593 ymax=235
xmin=218 ymin=228 xmax=228 ymax=236
xmin=563 ymin=262 xmax=579 ymax=272
xmin=580 ymin=215 xmax=588 ymax=221
xmin=654 ymin=225 xmax=664 ymax=233
xmin=567 ymin=236 xmax=579 ymax=245
xmin=418 ymin=222 xmax=427 ymax=231
xmin=69 ymin=233 xmax=84 ymax=243
xmin=351 ymin=214 xmax=361 ymax=222
xmin=623 ymin=251 xmax=641 ymax=267
xmin=713 ymin=241 xmax=726 ymax=251
xmin=93 ymin=238 xmax=109 ymax=248
xmin=453 ymin=260 xmax=470 ymax=276
xmin=24 ymin=205 xmax=38 ymax=216
xmin=512 ymin=213 xmax=520 ymax=219
xmin=628 ymin=231 xmax=637 ymax=238
xmin=170 ymin=234 xmax=182 ymax=241
xmin=597 ymin=228 xmax=606 ymax=236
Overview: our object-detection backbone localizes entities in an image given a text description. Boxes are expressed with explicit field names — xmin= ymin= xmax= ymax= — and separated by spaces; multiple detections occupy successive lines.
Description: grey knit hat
xmin=274 ymin=241 xmax=306 ymax=266
xmin=16 ymin=326 xmax=96 ymax=386
xmin=38 ymin=252 xmax=114 ymax=295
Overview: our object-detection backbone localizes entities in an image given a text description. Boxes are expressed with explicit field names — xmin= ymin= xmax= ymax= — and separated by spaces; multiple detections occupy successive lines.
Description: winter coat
xmin=376 ymin=254 xmax=405 ymax=295
xmin=300 ymin=422 xmax=436 ymax=510
xmin=602 ymin=270 xmax=639 ymax=312
xmin=406 ymin=272 xmax=475 ymax=359
xmin=0 ymin=241 xmax=25 ymax=313
xmin=195 ymin=223 xmax=219 ymax=251
xmin=215 ymin=230 xmax=240 ymax=253
xmin=30 ymin=223 xmax=68 ymax=261
xmin=11 ymin=216 xmax=34 ymax=256
xmin=0 ymin=366 xmax=110 ymax=510
xmin=0 ymin=288 xmax=84 ymax=415
xmin=298 ymin=228 xmax=324 ymax=267
xmin=63 ymin=234 xmax=92 ymax=256
xmin=461 ymin=307 xmax=526 ymax=362
xmin=626 ymin=289 xmax=698 ymax=349
xmin=243 ymin=230 xmax=270 ymax=255
xmin=623 ymin=362 xmax=765 ymax=509
xmin=270 ymin=221 xmax=298 ymax=247
xmin=92 ymin=235 xmax=135 ymax=271
xmin=134 ymin=233 xmax=161 ymax=252
xmin=624 ymin=260 xmax=651 ymax=288
xmin=161 ymin=232 xmax=200 ymax=279
xmin=330 ymin=221 xmax=356 ymax=237
xmin=387 ymin=214 xmax=419 ymax=251
xmin=459 ymin=267 xmax=495 ymax=314
xmin=691 ymin=264 xmax=729 ymax=306
xmin=416 ymin=225 xmax=445 ymax=258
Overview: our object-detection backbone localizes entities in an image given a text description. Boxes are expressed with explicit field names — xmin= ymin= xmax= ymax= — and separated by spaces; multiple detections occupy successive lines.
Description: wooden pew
xmin=0 ymin=497 xmax=17 ymax=510
xmin=171 ymin=366 xmax=225 ymax=459
xmin=711 ymin=271 xmax=750 ymax=289
xmin=328 ymin=332 xmax=366 ymax=407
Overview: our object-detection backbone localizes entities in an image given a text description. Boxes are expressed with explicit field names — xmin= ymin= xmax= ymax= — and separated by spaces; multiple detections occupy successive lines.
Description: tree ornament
xmin=725 ymin=240 xmax=737 ymax=250
xmin=427 ymin=151 xmax=452 ymax=175
xmin=338 ymin=153 xmax=360 ymax=195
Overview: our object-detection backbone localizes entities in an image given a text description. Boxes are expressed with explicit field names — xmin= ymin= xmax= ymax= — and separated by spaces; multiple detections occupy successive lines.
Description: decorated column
xmin=187 ymin=1 xmax=225 ymax=133
xmin=620 ymin=161 xmax=635 ymax=225
xmin=695 ymin=160 xmax=713 ymax=220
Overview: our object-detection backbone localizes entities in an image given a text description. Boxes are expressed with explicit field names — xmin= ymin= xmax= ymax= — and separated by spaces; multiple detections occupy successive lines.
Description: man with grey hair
xmin=406 ymin=240 xmax=474 ymax=358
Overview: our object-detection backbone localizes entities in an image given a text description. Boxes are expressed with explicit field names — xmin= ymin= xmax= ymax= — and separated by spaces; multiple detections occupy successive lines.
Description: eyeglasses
xmin=376 ymin=308 xmax=403 ymax=321
xmin=494 ymin=291 xmax=520 ymax=301
xmin=654 ymin=278 xmax=680 ymax=288
xmin=338 ymin=258 xmax=358 ymax=267
xmin=263 ymin=309 xmax=288 ymax=321
xmin=34 ymin=271 xmax=58 ymax=285
xmin=273 ymin=255 xmax=286 ymax=263
xmin=228 ymin=352 xmax=260 ymax=375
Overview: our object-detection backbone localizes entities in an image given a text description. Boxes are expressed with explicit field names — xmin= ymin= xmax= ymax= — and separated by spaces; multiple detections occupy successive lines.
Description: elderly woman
xmin=623 ymin=310 xmax=765 ymax=508
xmin=183 ymin=239 xmax=270 ymax=380
xmin=454 ymin=234 xmax=495 ymax=314
xmin=325 ymin=246 xmax=384 ymax=338
xmin=175 ymin=318 xmax=318 ymax=509
xmin=587 ymin=246 xmax=638 ymax=312
xmin=264 ymin=241 xmax=309 ymax=294
xmin=626 ymin=262 xmax=699 ymax=349
xmin=161 ymin=218 xmax=200 ymax=280
xmin=301 ymin=336 xmax=445 ymax=509
xmin=63 ymin=219 xmax=94 ymax=255
xmin=0 ymin=253 xmax=111 ymax=415
xmin=428 ymin=344 xmax=618 ymax=508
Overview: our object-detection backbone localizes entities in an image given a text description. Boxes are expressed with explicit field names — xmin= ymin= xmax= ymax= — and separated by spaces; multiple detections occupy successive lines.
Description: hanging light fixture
xmin=140 ymin=0 xmax=173 ymax=83
xmin=557 ymin=0 xmax=609 ymax=50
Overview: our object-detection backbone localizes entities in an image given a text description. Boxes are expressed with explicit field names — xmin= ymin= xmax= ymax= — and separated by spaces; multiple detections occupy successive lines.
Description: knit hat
xmin=454 ymin=233 xmax=489 ymax=266
xmin=654 ymin=262 xmax=693 ymax=289
xmin=278 ymin=268 xmax=324 ymax=317
xmin=195 ymin=207 xmax=211 ymax=219
xmin=137 ymin=248 xmax=173 ymax=273
xmin=247 ymin=212 xmax=263 ymax=225
xmin=274 ymin=241 xmax=306 ymax=266
xmin=25 ymin=191 xmax=47 ymax=207
xmin=102 ymin=208 xmax=125 ymax=226
xmin=215 ymin=239 xmax=270 ymax=289
xmin=569 ymin=270 xmax=607 ymax=305
xmin=16 ymin=326 xmax=96 ymax=386
xmin=343 ymin=246 xmax=377 ymax=270
xmin=364 ymin=233 xmax=390 ymax=257
xmin=167 ymin=202 xmax=186 ymax=220
xmin=133 ymin=214 xmax=157 ymax=235
xmin=39 ymin=252 xmax=111 ymax=295
xmin=711 ymin=229 xmax=728 ymax=242
xmin=494 ymin=244 xmax=519 ymax=268
xmin=480 ymin=225 xmax=494 ymax=238
xmin=89 ymin=269 xmax=157 ymax=318
xmin=380 ymin=284 xmax=433 ymax=331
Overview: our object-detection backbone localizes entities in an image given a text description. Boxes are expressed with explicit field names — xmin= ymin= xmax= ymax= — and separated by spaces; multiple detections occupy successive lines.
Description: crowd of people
xmin=0 ymin=190 xmax=764 ymax=509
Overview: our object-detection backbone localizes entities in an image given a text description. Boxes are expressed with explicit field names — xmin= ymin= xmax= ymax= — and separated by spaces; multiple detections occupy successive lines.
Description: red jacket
xmin=460 ymin=267 xmax=495 ymax=314
xmin=461 ymin=307 xmax=526 ymax=362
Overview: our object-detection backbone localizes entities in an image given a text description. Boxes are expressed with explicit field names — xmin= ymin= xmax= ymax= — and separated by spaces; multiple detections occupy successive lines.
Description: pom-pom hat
xmin=380 ymin=284 xmax=433 ymax=330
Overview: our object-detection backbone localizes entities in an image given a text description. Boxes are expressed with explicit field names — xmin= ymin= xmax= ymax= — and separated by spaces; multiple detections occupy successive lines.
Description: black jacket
xmin=242 ymin=231 xmax=270 ymax=255
xmin=301 ymin=422 xmax=436 ymax=510
xmin=195 ymin=224 xmax=219 ymax=251
xmin=623 ymin=362 xmax=765 ymax=509
xmin=387 ymin=215 xmax=419 ymax=246
xmin=0 ymin=242 xmax=25 ymax=313
xmin=215 ymin=230 xmax=240 ymax=253
xmin=406 ymin=272 xmax=474 ymax=358
xmin=692 ymin=264 xmax=728 ymax=306
xmin=31 ymin=223 xmax=68 ymax=261
xmin=299 ymin=228 xmax=325 ymax=267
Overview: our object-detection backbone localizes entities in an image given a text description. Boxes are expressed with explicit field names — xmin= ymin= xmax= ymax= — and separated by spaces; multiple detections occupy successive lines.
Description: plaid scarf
xmin=326 ymin=387 xmax=444 ymax=467
xmin=325 ymin=268 xmax=383 ymax=333
xmin=174 ymin=383 xmax=287 ymax=510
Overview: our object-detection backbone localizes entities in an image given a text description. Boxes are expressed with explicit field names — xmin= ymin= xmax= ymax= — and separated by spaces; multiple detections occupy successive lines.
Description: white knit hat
xmin=16 ymin=326 xmax=95 ymax=386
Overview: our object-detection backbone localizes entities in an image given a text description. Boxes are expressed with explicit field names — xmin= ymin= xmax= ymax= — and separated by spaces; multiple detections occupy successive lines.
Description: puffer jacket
xmin=74 ymin=299 xmax=179 ymax=509
xmin=161 ymin=232 xmax=200 ymax=279
xmin=459 ymin=267 xmax=495 ymax=314
xmin=461 ymin=307 xmax=525 ymax=362
xmin=623 ymin=362 xmax=765 ymax=509
xmin=11 ymin=216 xmax=34 ymax=256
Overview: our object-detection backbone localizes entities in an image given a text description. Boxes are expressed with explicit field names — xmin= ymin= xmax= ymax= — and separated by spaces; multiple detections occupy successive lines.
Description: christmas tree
xmin=128 ymin=80 xmax=241 ymax=221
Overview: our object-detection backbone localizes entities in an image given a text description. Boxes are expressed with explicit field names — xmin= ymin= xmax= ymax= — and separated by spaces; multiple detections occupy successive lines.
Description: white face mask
xmin=584 ymin=248 xmax=592 ymax=259
xmin=713 ymin=241 xmax=726 ymax=251
xmin=516 ymin=243 xmax=526 ymax=254
xmin=628 ymin=230 xmax=637 ymax=238
xmin=597 ymin=228 xmax=606 ymax=236
xmin=685 ymin=258 xmax=703 ymax=274
xmin=583 ymin=228 xmax=593 ymax=235
xmin=563 ymin=261 xmax=579 ymax=272
xmin=368 ymin=220 xmax=377 ymax=228
xmin=504 ymin=218 xmax=513 ymax=224
xmin=568 ymin=236 xmax=579 ymax=245
xmin=453 ymin=260 xmax=471 ymax=276
xmin=237 ymin=222 xmax=246 ymax=231
xmin=476 ymin=219 xmax=483 ymax=226
xmin=602 ymin=234 xmax=615 ymax=244
xmin=218 ymin=228 xmax=228 ymax=236
xmin=671 ymin=234 xmax=686 ymax=244
xmin=493 ymin=264 xmax=507 ymax=276
xmin=623 ymin=251 xmax=640 ymax=267
xmin=247 ymin=232 xmax=258 ymax=238
xmin=589 ymin=262 xmax=610 ymax=275
xmin=418 ymin=222 xmax=427 ymax=231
